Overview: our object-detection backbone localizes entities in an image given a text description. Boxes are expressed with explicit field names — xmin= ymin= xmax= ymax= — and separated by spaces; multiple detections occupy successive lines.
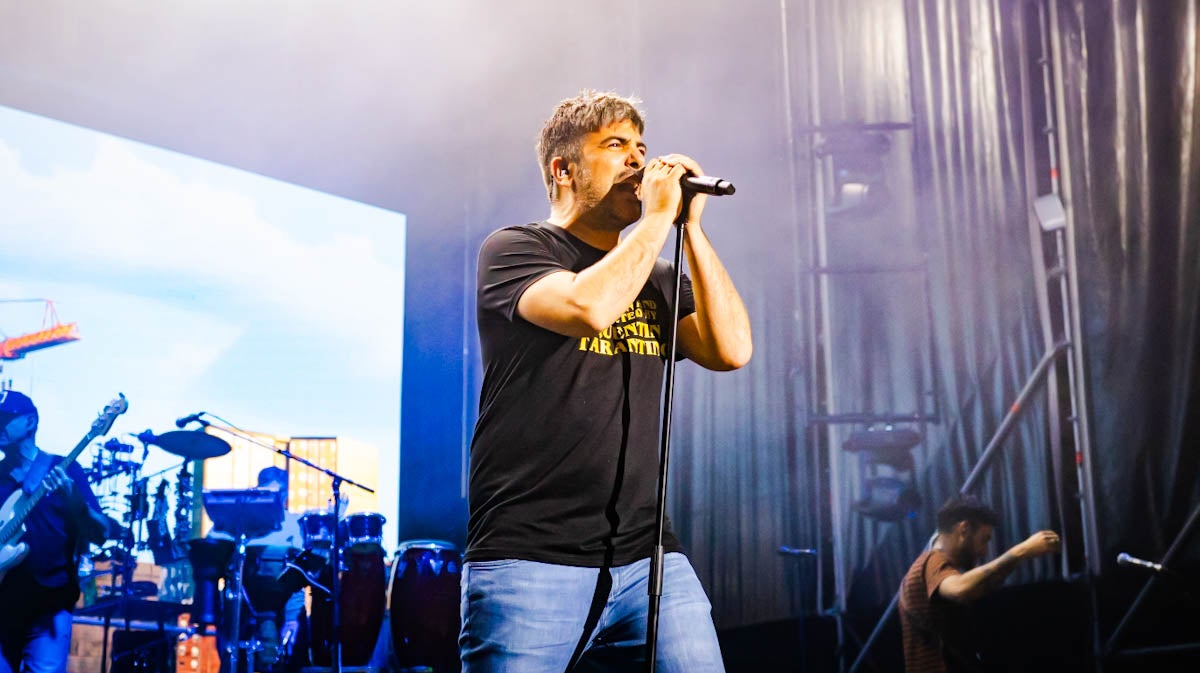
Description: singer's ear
xmin=551 ymin=157 xmax=570 ymax=180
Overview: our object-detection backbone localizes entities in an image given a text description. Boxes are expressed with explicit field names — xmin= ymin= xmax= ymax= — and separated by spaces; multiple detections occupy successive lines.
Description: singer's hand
xmin=639 ymin=157 xmax=686 ymax=219
xmin=659 ymin=154 xmax=708 ymax=225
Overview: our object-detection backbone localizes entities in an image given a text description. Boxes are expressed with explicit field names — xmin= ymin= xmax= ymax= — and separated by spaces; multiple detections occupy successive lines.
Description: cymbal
xmin=151 ymin=430 xmax=231 ymax=459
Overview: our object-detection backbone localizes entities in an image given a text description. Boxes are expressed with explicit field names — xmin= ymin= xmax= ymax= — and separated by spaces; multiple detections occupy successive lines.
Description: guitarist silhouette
xmin=0 ymin=391 xmax=117 ymax=673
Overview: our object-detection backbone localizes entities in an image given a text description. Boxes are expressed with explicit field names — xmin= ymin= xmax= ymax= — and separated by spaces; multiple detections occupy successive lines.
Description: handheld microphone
xmin=682 ymin=175 xmax=736 ymax=196
xmin=175 ymin=412 xmax=205 ymax=428
xmin=627 ymin=168 xmax=736 ymax=196
xmin=1117 ymin=552 xmax=1164 ymax=573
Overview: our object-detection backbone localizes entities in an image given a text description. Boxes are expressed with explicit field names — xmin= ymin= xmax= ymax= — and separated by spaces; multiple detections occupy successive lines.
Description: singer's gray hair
xmin=537 ymin=90 xmax=645 ymax=202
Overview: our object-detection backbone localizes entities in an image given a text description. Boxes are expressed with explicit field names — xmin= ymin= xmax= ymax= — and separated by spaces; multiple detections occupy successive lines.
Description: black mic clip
xmin=175 ymin=412 xmax=207 ymax=429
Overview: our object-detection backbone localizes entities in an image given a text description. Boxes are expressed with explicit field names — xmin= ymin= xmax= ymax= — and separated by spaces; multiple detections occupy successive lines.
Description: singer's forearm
xmin=678 ymin=225 xmax=752 ymax=370
xmin=518 ymin=211 xmax=676 ymax=336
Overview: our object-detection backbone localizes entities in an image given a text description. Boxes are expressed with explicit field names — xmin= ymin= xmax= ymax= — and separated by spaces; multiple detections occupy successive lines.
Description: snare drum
xmin=298 ymin=510 xmax=337 ymax=549
xmin=387 ymin=540 xmax=461 ymax=672
xmin=340 ymin=512 xmax=386 ymax=552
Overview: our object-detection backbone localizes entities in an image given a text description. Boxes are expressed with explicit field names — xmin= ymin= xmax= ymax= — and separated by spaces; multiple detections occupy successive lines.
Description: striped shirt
xmin=899 ymin=549 xmax=981 ymax=673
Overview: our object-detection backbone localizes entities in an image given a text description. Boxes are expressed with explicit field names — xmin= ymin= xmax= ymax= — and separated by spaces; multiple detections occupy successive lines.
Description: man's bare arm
xmin=937 ymin=530 xmax=1060 ymax=604
xmin=518 ymin=161 xmax=685 ymax=337
xmin=676 ymin=224 xmax=752 ymax=371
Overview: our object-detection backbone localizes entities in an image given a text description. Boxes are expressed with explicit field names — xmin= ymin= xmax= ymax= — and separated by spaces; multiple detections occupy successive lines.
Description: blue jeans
xmin=0 ymin=609 xmax=72 ymax=673
xmin=460 ymin=552 xmax=725 ymax=673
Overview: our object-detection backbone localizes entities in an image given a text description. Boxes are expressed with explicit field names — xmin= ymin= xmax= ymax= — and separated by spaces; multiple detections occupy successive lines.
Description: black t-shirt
xmin=0 ymin=453 xmax=99 ymax=614
xmin=467 ymin=221 xmax=696 ymax=567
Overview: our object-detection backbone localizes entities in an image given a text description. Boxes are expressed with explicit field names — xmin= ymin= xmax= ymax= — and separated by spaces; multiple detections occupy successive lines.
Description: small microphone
xmin=1117 ymin=552 xmax=1164 ymax=573
xmin=175 ymin=412 xmax=205 ymax=428
xmin=682 ymin=175 xmax=736 ymax=196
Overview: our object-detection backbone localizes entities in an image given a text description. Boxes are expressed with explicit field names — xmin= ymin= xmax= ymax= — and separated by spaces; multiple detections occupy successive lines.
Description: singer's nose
xmin=627 ymin=146 xmax=645 ymax=171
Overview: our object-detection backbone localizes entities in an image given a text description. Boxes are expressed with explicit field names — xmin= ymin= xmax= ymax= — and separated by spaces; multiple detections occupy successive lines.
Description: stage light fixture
xmin=843 ymin=425 xmax=922 ymax=521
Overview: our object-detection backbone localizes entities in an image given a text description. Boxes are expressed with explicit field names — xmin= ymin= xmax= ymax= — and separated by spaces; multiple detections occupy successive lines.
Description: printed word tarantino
xmin=578 ymin=299 xmax=667 ymax=357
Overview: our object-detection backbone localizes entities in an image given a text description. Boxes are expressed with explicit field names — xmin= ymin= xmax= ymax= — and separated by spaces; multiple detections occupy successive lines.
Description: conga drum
xmin=388 ymin=540 xmax=461 ymax=672
xmin=298 ymin=510 xmax=337 ymax=550
xmin=307 ymin=543 xmax=387 ymax=667
xmin=339 ymin=513 xmax=386 ymax=553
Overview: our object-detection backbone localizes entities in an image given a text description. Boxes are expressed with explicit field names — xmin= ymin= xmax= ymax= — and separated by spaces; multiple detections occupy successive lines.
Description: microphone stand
xmin=645 ymin=193 xmax=693 ymax=673
xmin=196 ymin=416 xmax=374 ymax=673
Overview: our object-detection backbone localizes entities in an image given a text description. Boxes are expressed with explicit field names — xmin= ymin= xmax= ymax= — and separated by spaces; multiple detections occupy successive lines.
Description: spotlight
xmin=816 ymin=131 xmax=893 ymax=220
xmin=843 ymin=425 xmax=922 ymax=521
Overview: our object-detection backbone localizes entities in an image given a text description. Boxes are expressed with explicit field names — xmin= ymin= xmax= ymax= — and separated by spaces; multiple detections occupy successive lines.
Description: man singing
xmin=461 ymin=90 xmax=752 ymax=672
xmin=899 ymin=496 xmax=1061 ymax=673
xmin=0 ymin=390 xmax=112 ymax=673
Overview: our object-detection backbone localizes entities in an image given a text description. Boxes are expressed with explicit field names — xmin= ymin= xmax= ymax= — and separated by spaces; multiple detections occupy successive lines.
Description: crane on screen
xmin=0 ymin=299 xmax=80 ymax=388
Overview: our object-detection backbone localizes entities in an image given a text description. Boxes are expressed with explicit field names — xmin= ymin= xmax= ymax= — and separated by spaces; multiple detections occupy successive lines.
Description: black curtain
xmin=1052 ymin=0 xmax=1200 ymax=568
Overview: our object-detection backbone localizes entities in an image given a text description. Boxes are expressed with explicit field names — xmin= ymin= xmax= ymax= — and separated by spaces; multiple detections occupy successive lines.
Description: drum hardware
xmin=188 ymin=411 xmax=375 ymax=673
xmin=146 ymin=480 xmax=178 ymax=564
xmin=74 ymin=415 xmax=220 ymax=673
xmin=174 ymin=462 xmax=194 ymax=543
xmin=88 ymin=431 xmax=153 ymax=673
xmin=279 ymin=548 xmax=332 ymax=595
xmin=87 ymin=436 xmax=144 ymax=484
xmin=242 ymin=544 xmax=303 ymax=670
xmin=187 ymin=537 xmax=234 ymax=627
xmin=201 ymin=487 xmax=286 ymax=673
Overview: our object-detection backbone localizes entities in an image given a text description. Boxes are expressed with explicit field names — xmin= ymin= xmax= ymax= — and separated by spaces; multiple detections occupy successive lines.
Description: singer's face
xmin=571 ymin=119 xmax=647 ymax=227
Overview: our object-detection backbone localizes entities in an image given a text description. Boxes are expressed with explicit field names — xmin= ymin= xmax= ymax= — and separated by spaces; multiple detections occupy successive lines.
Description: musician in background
xmin=899 ymin=496 xmax=1060 ymax=673
xmin=208 ymin=466 xmax=305 ymax=667
xmin=249 ymin=466 xmax=305 ymax=659
xmin=0 ymin=390 xmax=112 ymax=673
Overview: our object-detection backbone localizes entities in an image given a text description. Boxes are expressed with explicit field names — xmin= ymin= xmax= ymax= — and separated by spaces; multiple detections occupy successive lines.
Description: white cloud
xmin=0 ymin=135 xmax=404 ymax=378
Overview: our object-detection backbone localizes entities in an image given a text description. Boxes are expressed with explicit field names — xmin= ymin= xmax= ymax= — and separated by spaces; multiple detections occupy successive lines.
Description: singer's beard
xmin=574 ymin=167 xmax=642 ymax=230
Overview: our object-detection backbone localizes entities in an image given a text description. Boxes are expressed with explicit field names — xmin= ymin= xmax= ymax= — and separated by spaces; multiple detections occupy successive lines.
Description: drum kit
xmin=82 ymin=417 xmax=462 ymax=673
